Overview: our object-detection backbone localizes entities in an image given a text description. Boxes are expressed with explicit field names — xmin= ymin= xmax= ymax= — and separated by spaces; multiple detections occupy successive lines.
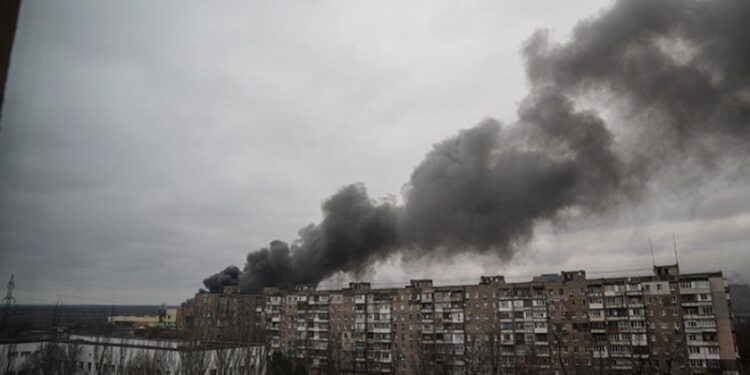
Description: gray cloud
xmin=207 ymin=0 xmax=750 ymax=293
xmin=1 ymin=0 xmax=749 ymax=303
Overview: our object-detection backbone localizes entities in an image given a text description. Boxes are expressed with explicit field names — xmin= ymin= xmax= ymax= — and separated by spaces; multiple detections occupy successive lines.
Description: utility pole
xmin=2 ymin=274 xmax=15 ymax=326
xmin=2 ymin=275 xmax=17 ymax=374
xmin=672 ymin=233 xmax=679 ymax=266
xmin=649 ymin=238 xmax=656 ymax=266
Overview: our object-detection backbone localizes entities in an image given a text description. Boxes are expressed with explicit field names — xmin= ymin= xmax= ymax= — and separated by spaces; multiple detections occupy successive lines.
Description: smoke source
xmin=204 ymin=0 xmax=750 ymax=293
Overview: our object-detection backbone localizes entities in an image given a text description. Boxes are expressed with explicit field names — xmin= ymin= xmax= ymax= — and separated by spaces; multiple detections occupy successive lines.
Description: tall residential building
xmin=181 ymin=285 xmax=264 ymax=341
xmin=179 ymin=265 xmax=741 ymax=375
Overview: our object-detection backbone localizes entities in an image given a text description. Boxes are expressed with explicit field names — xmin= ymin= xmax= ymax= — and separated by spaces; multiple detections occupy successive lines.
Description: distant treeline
xmin=2 ymin=304 xmax=174 ymax=335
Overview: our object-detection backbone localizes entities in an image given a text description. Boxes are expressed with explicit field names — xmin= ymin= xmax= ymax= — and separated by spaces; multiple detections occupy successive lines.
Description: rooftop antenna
xmin=672 ymin=232 xmax=679 ymax=266
xmin=649 ymin=238 xmax=656 ymax=267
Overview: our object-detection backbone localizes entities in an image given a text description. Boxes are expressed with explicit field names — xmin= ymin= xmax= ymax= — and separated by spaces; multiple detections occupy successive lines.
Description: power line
xmin=13 ymin=289 xmax=117 ymax=304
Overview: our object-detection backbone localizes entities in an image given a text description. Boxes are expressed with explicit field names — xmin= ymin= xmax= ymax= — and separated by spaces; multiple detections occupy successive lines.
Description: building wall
xmin=0 ymin=334 xmax=263 ymax=375
xmin=184 ymin=286 xmax=263 ymax=341
xmin=180 ymin=265 xmax=741 ymax=375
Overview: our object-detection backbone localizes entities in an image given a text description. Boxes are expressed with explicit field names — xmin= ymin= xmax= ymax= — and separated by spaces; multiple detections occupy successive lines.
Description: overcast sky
xmin=1 ymin=0 xmax=748 ymax=305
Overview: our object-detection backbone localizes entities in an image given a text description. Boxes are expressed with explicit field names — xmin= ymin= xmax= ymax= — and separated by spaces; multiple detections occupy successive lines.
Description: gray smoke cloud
xmin=205 ymin=0 xmax=750 ymax=293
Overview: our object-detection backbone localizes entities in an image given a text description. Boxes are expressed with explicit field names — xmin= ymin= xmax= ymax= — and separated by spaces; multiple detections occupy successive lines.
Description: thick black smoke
xmin=205 ymin=0 xmax=750 ymax=293
xmin=202 ymin=265 xmax=240 ymax=293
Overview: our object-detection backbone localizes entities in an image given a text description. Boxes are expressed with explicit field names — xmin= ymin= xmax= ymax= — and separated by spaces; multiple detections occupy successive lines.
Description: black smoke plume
xmin=205 ymin=0 xmax=750 ymax=293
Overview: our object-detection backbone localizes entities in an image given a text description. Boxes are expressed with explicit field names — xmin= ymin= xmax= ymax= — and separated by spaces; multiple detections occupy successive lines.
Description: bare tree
xmin=520 ymin=341 xmax=541 ymax=375
xmin=60 ymin=341 xmax=81 ymax=375
xmin=114 ymin=337 xmax=131 ymax=375
xmin=92 ymin=335 xmax=115 ymax=375
xmin=124 ymin=349 xmax=171 ymax=375
xmin=232 ymin=314 xmax=269 ymax=375
xmin=21 ymin=340 xmax=81 ymax=375
xmin=1 ymin=343 xmax=13 ymax=375
xmin=548 ymin=321 xmax=569 ymax=375
xmin=213 ymin=341 xmax=237 ymax=375
xmin=177 ymin=328 xmax=211 ymax=375
xmin=735 ymin=319 xmax=750 ymax=375
xmin=390 ymin=346 xmax=406 ymax=375
xmin=464 ymin=324 xmax=504 ymax=375
xmin=18 ymin=301 xmax=83 ymax=375
xmin=464 ymin=335 xmax=491 ymax=375
xmin=663 ymin=333 xmax=687 ymax=375
xmin=405 ymin=339 xmax=427 ymax=375
xmin=324 ymin=331 xmax=347 ymax=375
xmin=236 ymin=339 xmax=266 ymax=375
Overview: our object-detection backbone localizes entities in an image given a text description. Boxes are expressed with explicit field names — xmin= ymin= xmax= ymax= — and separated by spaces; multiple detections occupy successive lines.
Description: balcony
xmin=679 ymin=287 xmax=710 ymax=295
xmin=688 ymin=351 xmax=720 ymax=360
xmin=687 ymin=340 xmax=719 ymax=347
xmin=609 ymin=351 xmax=633 ymax=358
xmin=593 ymin=351 xmax=609 ymax=358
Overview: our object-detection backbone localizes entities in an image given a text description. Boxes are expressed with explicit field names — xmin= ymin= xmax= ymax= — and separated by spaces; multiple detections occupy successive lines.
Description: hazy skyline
xmin=1 ymin=0 xmax=749 ymax=304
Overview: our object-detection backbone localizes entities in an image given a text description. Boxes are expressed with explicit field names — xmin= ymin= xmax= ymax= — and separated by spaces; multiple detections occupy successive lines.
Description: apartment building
xmin=275 ymin=285 xmax=331 ymax=370
xmin=180 ymin=285 xmax=264 ymax=341
xmin=180 ymin=265 xmax=740 ymax=375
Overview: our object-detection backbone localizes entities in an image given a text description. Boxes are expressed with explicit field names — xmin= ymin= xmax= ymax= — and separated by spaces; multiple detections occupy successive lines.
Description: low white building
xmin=1 ymin=334 xmax=264 ymax=375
